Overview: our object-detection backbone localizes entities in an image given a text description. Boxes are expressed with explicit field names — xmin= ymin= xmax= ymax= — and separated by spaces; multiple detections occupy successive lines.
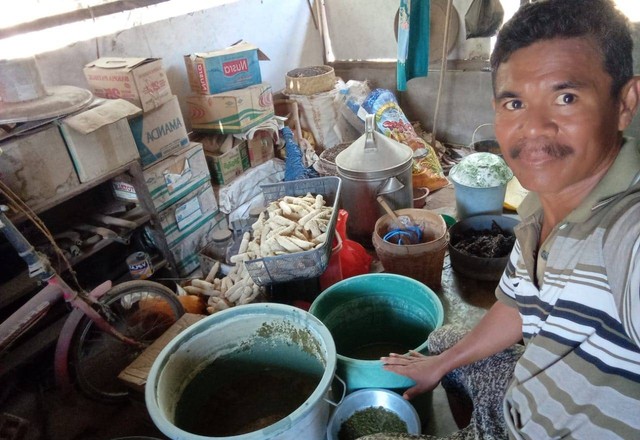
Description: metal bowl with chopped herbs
xmin=327 ymin=388 xmax=421 ymax=440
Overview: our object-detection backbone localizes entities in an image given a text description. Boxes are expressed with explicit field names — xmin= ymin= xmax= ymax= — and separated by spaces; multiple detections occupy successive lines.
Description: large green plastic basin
xmin=309 ymin=273 xmax=444 ymax=392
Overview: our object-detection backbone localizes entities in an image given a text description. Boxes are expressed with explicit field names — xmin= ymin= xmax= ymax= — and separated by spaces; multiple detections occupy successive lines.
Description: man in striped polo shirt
xmin=366 ymin=0 xmax=640 ymax=439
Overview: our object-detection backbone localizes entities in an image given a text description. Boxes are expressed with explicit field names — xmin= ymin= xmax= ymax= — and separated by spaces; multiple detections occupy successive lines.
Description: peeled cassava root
xmin=237 ymin=192 xmax=333 ymax=261
xmin=182 ymin=192 xmax=332 ymax=315
xmin=181 ymin=258 xmax=264 ymax=314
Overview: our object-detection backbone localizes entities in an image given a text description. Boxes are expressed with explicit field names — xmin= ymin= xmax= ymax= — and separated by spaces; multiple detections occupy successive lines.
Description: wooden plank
xmin=0 ymin=0 xmax=170 ymax=39
xmin=0 ymin=314 xmax=66 ymax=379
xmin=0 ymin=270 xmax=37 ymax=310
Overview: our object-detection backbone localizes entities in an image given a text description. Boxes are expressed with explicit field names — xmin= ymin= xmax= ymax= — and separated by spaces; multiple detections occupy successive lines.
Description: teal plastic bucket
xmin=309 ymin=273 xmax=444 ymax=392
xmin=145 ymin=303 xmax=337 ymax=439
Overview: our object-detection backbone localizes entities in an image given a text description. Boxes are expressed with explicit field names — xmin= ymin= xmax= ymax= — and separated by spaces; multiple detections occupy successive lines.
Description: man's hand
xmin=381 ymin=301 xmax=523 ymax=401
xmin=381 ymin=350 xmax=445 ymax=400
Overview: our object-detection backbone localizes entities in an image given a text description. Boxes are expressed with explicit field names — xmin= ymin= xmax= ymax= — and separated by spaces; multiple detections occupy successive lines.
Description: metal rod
xmin=431 ymin=0 xmax=453 ymax=144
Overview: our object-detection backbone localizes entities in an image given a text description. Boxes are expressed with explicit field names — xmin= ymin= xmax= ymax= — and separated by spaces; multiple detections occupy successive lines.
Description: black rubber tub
xmin=448 ymin=215 xmax=519 ymax=281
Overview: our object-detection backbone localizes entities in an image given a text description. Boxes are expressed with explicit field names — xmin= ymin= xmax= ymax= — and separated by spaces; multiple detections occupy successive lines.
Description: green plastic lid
xmin=449 ymin=152 xmax=513 ymax=188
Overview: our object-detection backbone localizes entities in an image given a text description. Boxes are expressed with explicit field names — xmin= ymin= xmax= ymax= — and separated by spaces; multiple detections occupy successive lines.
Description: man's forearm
xmin=434 ymin=301 xmax=523 ymax=378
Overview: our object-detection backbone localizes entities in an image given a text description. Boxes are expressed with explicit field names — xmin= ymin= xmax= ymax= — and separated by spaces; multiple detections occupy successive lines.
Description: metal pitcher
xmin=335 ymin=114 xmax=414 ymax=247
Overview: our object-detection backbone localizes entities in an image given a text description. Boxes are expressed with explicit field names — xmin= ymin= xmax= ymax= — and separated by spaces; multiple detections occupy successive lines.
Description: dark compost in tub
xmin=451 ymin=219 xmax=515 ymax=258
xmin=338 ymin=406 xmax=408 ymax=440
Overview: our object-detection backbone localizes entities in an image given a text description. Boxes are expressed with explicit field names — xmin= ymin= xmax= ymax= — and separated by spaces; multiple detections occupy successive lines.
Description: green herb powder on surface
xmin=338 ymin=406 xmax=409 ymax=440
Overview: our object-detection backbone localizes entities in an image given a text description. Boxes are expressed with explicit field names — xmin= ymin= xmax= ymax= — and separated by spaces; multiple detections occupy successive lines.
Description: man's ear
xmin=618 ymin=76 xmax=640 ymax=131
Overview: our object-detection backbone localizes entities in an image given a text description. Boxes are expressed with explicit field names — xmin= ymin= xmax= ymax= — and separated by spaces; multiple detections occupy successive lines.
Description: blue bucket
xmin=309 ymin=273 xmax=444 ymax=392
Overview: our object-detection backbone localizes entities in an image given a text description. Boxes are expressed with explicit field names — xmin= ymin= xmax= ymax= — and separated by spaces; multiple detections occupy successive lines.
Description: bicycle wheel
xmin=69 ymin=280 xmax=185 ymax=402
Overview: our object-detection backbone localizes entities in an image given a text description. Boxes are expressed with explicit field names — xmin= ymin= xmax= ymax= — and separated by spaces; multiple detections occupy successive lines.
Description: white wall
xmin=324 ymin=0 xmax=490 ymax=62
xmin=20 ymin=0 xmax=640 ymax=144
xmin=31 ymin=0 xmax=324 ymax=130
xmin=325 ymin=0 xmax=640 ymax=145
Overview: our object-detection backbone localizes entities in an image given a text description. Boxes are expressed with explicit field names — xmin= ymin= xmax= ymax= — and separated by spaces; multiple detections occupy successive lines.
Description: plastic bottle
xmin=248 ymin=206 xmax=264 ymax=225
xmin=209 ymin=229 xmax=234 ymax=265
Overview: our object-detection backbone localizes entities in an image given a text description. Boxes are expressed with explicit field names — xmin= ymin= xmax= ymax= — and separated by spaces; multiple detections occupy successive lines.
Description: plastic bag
xmin=465 ymin=0 xmax=504 ymax=39
xmin=361 ymin=88 xmax=430 ymax=154
xmin=285 ymin=88 xmax=342 ymax=150
xmin=281 ymin=127 xmax=319 ymax=181
xmin=334 ymin=79 xmax=371 ymax=137
xmin=361 ymin=88 xmax=449 ymax=192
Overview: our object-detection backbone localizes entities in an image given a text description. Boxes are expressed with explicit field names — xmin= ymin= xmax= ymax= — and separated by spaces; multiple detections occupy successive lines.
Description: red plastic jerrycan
xmin=336 ymin=209 xmax=372 ymax=279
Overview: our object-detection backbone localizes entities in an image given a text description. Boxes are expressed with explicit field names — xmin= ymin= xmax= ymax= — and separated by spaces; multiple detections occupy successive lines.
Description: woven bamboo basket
xmin=284 ymin=65 xmax=335 ymax=95
xmin=372 ymin=209 xmax=448 ymax=288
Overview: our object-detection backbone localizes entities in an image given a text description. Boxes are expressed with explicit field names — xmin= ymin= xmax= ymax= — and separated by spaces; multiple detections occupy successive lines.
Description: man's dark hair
xmin=491 ymin=0 xmax=633 ymax=98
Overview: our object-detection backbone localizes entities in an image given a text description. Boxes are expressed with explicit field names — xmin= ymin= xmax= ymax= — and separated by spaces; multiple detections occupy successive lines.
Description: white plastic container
xmin=449 ymin=153 xmax=513 ymax=220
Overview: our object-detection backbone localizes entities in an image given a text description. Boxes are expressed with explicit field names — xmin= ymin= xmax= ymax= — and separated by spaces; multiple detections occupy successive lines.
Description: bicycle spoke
xmin=68 ymin=281 xmax=184 ymax=402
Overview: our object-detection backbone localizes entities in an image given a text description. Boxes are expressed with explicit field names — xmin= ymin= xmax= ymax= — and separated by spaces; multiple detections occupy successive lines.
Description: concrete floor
xmin=0 ymin=261 xmax=496 ymax=440
xmin=0 ymin=185 xmax=498 ymax=440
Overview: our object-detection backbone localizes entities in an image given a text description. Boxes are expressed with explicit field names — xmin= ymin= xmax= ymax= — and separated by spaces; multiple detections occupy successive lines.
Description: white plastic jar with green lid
xmin=449 ymin=152 xmax=513 ymax=188
xmin=449 ymin=152 xmax=514 ymax=219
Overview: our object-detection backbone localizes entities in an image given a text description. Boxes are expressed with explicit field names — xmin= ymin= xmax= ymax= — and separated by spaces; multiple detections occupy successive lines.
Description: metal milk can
xmin=335 ymin=114 xmax=414 ymax=247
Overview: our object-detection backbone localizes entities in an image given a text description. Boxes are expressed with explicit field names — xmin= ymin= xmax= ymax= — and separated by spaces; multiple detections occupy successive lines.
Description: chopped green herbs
xmin=338 ymin=406 xmax=409 ymax=440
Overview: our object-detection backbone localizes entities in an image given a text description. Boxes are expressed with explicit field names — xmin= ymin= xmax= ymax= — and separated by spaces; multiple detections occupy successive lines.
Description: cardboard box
xmin=112 ymin=141 xmax=210 ymax=208
xmin=58 ymin=99 xmax=141 ymax=182
xmin=84 ymin=57 xmax=172 ymax=112
xmin=118 ymin=313 xmax=205 ymax=393
xmin=158 ymin=180 xmax=220 ymax=246
xmin=142 ymin=142 xmax=210 ymax=212
xmin=0 ymin=124 xmax=80 ymax=206
xmin=170 ymin=208 xmax=228 ymax=276
xmin=247 ymin=130 xmax=275 ymax=167
xmin=201 ymin=136 xmax=250 ymax=185
xmin=186 ymin=83 xmax=274 ymax=133
xmin=128 ymin=95 xmax=190 ymax=167
xmin=184 ymin=41 xmax=269 ymax=95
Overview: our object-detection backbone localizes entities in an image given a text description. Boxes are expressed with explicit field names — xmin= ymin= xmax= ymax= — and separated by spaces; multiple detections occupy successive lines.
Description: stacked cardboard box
xmin=141 ymin=142 xmax=211 ymax=212
xmin=184 ymin=41 xmax=276 ymax=184
xmin=1 ymin=98 xmax=144 ymax=192
xmin=0 ymin=124 xmax=81 ymax=205
xmin=157 ymin=177 xmax=227 ymax=276
xmin=245 ymin=129 xmax=276 ymax=168
xmin=83 ymin=58 xmax=227 ymax=276
xmin=58 ymin=99 xmax=141 ymax=182
xmin=110 ymin=141 xmax=229 ymax=277
xmin=192 ymin=132 xmax=250 ymax=186
xmin=83 ymin=57 xmax=190 ymax=167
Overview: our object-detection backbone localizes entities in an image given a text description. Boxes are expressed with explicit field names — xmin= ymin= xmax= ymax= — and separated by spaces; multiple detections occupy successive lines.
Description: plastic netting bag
xmin=465 ymin=0 xmax=504 ymax=39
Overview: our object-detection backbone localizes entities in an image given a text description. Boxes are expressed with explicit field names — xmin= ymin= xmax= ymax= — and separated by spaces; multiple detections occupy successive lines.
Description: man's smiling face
xmin=493 ymin=37 xmax=625 ymax=196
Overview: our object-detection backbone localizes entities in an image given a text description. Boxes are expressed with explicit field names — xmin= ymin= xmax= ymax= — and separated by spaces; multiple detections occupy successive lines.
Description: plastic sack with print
xmin=465 ymin=0 xmax=504 ymax=39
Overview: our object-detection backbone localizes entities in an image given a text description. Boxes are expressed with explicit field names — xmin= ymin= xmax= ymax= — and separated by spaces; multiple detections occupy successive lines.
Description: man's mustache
xmin=509 ymin=140 xmax=574 ymax=160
